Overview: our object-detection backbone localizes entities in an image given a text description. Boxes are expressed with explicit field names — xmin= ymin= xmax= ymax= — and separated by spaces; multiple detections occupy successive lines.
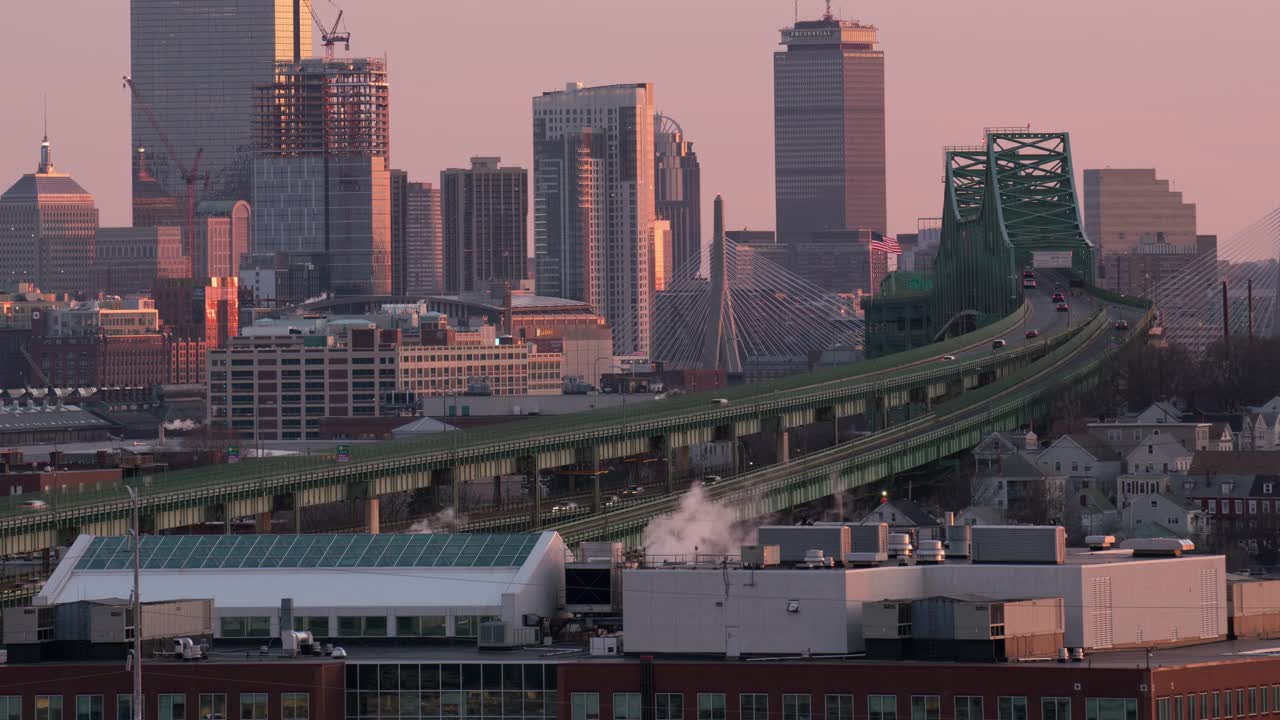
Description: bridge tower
xmin=701 ymin=195 xmax=743 ymax=372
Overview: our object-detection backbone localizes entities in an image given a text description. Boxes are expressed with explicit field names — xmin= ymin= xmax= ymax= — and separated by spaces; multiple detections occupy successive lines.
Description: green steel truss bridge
xmin=0 ymin=131 xmax=1148 ymax=559
xmin=865 ymin=130 xmax=1096 ymax=356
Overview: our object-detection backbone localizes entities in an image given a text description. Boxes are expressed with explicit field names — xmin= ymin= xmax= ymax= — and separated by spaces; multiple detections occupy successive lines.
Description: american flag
xmin=870 ymin=235 xmax=902 ymax=254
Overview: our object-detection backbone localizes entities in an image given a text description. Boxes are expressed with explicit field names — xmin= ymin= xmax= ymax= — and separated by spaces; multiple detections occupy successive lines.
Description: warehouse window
xmin=698 ymin=694 xmax=726 ymax=720
xmin=1225 ymin=692 xmax=1233 ymax=718
xmin=1043 ymin=698 xmax=1071 ymax=720
xmin=37 ymin=696 xmax=63 ymax=720
xmin=615 ymin=694 xmax=642 ymax=720
xmin=292 ymin=616 xmax=330 ymax=637
xmin=115 ymin=697 xmax=131 ymax=720
xmin=1159 ymin=700 xmax=1170 ymax=720
xmin=395 ymin=615 xmax=447 ymax=637
xmin=159 ymin=695 xmax=185 ymax=720
xmin=1176 ymin=696 xmax=1185 ymax=720
xmin=238 ymin=695 xmax=267 ymax=720
xmin=572 ymin=694 xmax=601 ymax=720
xmin=337 ymin=616 xmax=387 ymax=637
xmin=656 ymin=694 xmax=684 ymax=720
xmin=281 ymin=694 xmax=308 ymax=720
xmin=76 ymin=697 xmax=103 ymax=720
xmin=826 ymin=696 xmax=854 ymax=720
xmin=740 ymin=695 xmax=768 ymax=720
xmin=870 ymin=696 xmax=898 ymax=720
xmin=199 ymin=695 xmax=226 ymax=720
xmin=999 ymin=698 xmax=1027 ymax=720
xmin=1249 ymin=690 xmax=1257 ymax=716
xmin=784 ymin=695 xmax=811 ymax=720
xmin=1088 ymin=699 xmax=1138 ymax=720
xmin=956 ymin=697 xmax=984 ymax=720
xmin=1237 ymin=691 xmax=1245 ymax=717
xmin=220 ymin=616 xmax=271 ymax=638
xmin=912 ymin=697 xmax=940 ymax=720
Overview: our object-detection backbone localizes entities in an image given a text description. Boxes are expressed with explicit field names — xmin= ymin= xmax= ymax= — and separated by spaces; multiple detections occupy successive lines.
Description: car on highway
xmin=1056 ymin=303 xmax=1070 ymax=312
xmin=1051 ymin=292 xmax=1065 ymax=303
xmin=940 ymin=355 xmax=956 ymax=362
xmin=1114 ymin=320 xmax=1130 ymax=331
xmin=621 ymin=486 xmax=645 ymax=497
xmin=17 ymin=499 xmax=48 ymax=511
xmin=1025 ymin=329 xmax=1040 ymax=339
xmin=992 ymin=339 xmax=1007 ymax=349
xmin=603 ymin=495 xmax=620 ymax=508
xmin=550 ymin=501 xmax=579 ymax=514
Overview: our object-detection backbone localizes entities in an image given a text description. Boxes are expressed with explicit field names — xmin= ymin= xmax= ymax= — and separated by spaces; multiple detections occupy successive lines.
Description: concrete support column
xmin=592 ymin=475 xmax=602 ymax=514
xmin=365 ymin=497 xmax=380 ymax=534
xmin=224 ymin=506 xmax=232 ymax=535
xmin=451 ymin=477 xmax=461 ymax=512
xmin=255 ymin=511 xmax=271 ymax=534
xmin=776 ymin=429 xmax=790 ymax=465
xmin=832 ymin=414 xmax=841 ymax=446
xmin=664 ymin=439 xmax=676 ymax=494
xmin=531 ymin=472 xmax=542 ymax=529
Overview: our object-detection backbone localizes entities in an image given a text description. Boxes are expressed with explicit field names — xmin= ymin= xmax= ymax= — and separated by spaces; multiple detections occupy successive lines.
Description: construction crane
xmin=122 ymin=76 xmax=207 ymax=258
xmin=307 ymin=0 xmax=350 ymax=62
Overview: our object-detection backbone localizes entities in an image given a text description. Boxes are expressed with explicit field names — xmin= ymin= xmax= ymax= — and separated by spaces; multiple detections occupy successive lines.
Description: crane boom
xmin=306 ymin=0 xmax=350 ymax=61
xmin=123 ymin=75 xmax=206 ymax=257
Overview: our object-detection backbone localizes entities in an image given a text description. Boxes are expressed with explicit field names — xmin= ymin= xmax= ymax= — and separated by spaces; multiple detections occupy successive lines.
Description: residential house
xmin=1124 ymin=431 xmax=1193 ymax=476
xmin=1122 ymin=490 xmax=1208 ymax=540
xmin=1087 ymin=420 xmax=1210 ymax=457
xmin=1134 ymin=400 xmax=1184 ymax=424
xmin=1183 ymin=452 xmax=1280 ymax=533
xmin=971 ymin=451 xmax=1067 ymax=525
xmin=1209 ymin=422 xmax=1235 ymax=451
xmin=1035 ymin=433 xmax=1123 ymax=492
xmin=1249 ymin=396 xmax=1280 ymax=416
xmin=856 ymin=498 xmax=941 ymax=540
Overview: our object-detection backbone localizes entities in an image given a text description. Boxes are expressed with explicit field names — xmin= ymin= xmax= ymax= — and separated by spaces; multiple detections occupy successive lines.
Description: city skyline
xmin=1 ymin=1 xmax=1275 ymax=251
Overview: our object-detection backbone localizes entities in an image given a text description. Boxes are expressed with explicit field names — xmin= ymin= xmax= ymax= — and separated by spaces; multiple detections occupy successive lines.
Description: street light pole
xmin=126 ymin=485 xmax=142 ymax=720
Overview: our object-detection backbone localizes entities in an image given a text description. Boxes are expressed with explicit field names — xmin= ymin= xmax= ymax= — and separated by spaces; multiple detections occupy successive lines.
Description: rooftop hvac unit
xmin=888 ymin=533 xmax=913 ymax=558
xmin=758 ymin=526 xmax=851 ymax=564
xmin=798 ymin=550 xmax=835 ymax=568
xmin=971 ymin=526 xmax=1066 ymax=564
xmin=845 ymin=551 xmax=889 ymax=567
xmin=578 ymin=541 xmax=622 ymax=564
xmin=849 ymin=523 xmax=889 ymax=554
xmin=944 ymin=525 xmax=971 ymax=557
xmin=1119 ymin=538 xmax=1195 ymax=557
xmin=478 ymin=622 xmax=540 ymax=650
xmin=916 ymin=540 xmax=944 ymax=564
xmin=281 ymin=630 xmax=315 ymax=657
xmin=740 ymin=544 xmax=780 ymax=568
xmin=589 ymin=635 xmax=621 ymax=656
xmin=1085 ymin=535 xmax=1116 ymax=551
xmin=172 ymin=637 xmax=205 ymax=661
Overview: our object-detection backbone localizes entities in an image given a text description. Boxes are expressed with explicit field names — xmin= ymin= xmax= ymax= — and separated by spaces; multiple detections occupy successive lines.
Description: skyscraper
xmin=0 ymin=135 xmax=99 ymax=294
xmin=440 ymin=157 xmax=529 ymax=294
xmin=130 ymin=0 xmax=310 ymax=221
xmin=533 ymin=82 xmax=656 ymax=356
xmin=774 ymin=10 xmax=886 ymax=241
xmin=1083 ymin=169 xmax=1198 ymax=256
xmin=252 ymin=56 xmax=392 ymax=296
xmin=654 ymin=114 xmax=702 ymax=278
xmin=391 ymin=171 xmax=444 ymax=298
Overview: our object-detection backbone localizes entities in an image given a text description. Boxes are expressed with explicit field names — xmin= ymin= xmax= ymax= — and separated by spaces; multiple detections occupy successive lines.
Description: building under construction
xmin=253 ymin=57 xmax=390 ymax=159
xmin=250 ymin=56 xmax=392 ymax=297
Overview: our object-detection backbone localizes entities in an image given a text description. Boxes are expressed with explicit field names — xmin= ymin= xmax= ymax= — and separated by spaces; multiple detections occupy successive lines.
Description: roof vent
xmin=916 ymin=540 xmax=944 ymax=564
xmin=1119 ymin=538 xmax=1194 ymax=557
xmin=887 ymin=533 xmax=913 ymax=559
xmin=1085 ymin=535 xmax=1116 ymax=551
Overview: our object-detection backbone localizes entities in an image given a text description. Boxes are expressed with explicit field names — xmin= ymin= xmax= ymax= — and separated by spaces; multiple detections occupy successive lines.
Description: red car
xmin=1025 ymin=329 xmax=1040 ymax=339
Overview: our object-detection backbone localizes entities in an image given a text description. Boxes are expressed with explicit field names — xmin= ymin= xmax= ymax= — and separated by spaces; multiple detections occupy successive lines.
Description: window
xmin=912 ymin=697 xmax=941 ymax=720
xmin=572 ymin=694 xmax=601 ymax=720
xmin=1159 ymin=700 xmax=1171 ymax=720
xmin=1201 ymin=695 xmax=1209 ymax=720
xmin=1249 ymin=690 xmax=1257 ymax=716
xmin=698 ymin=694 xmax=727 ymax=720
xmin=0 ymin=699 xmax=19 ymax=720
xmin=198 ymin=694 xmax=226 ymax=720
xmin=238 ymin=694 xmax=267 ymax=720
xmin=1226 ymin=693 xmax=1234 ymax=719
xmin=741 ymin=695 xmax=769 ymax=720
xmin=615 ymin=694 xmax=642 ymax=720
xmin=454 ymin=615 xmax=500 ymax=637
xmin=657 ymin=694 xmax=684 ymax=720
xmin=784 ymin=696 xmax=812 ymax=720
xmin=395 ymin=615 xmax=447 ymax=637
xmin=159 ymin=695 xmax=186 ymax=720
xmin=116 ymin=696 xmax=132 ymax=720
xmin=1043 ymin=698 xmax=1071 ymax=720
xmin=337 ymin=616 xmax=387 ymax=637
xmin=293 ymin=616 xmax=330 ymax=637
xmin=1237 ymin=692 xmax=1245 ymax=717
xmin=220 ymin=616 xmax=271 ymax=638
xmin=77 ymin=697 xmax=104 ymax=720
xmin=870 ymin=696 xmax=898 ymax=720
xmin=282 ymin=694 xmax=308 ymax=720
xmin=827 ymin=696 xmax=855 ymax=720
xmin=37 ymin=696 xmax=64 ymax=720
xmin=999 ymin=698 xmax=1028 ymax=720
xmin=1176 ymin=696 xmax=1185 ymax=720
xmin=1213 ymin=693 xmax=1221 ymax=720
xmin=956 ymin=697 xmax=984 ymax=720
xmin=1087 ymin=699 xmax=1138 ymax=720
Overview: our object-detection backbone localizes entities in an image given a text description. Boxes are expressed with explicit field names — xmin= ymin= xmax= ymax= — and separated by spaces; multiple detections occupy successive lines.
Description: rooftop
xmin=1190 ymin=451 xmax=1280 ymax=477
xmin=0 ymin=405 xmax=114 ymax=432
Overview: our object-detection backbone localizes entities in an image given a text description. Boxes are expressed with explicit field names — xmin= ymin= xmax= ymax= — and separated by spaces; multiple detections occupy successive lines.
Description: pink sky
xmin=2 ymin=0 xmax=1277 ymax=247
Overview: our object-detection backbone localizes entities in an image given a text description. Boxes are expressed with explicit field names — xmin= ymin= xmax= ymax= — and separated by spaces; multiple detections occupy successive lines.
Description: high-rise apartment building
xmin=440 ymin=157 xmax=529 ymax=294
xmin=252 ymin=57 xmax=391 ymax=296
xmin=0 ymin=136 xmax=99 ymax=295
xmin=533 ymin=82 xmax=656 ymax=356
xmin=1083 ymin=169 xmax=1197 ymax=257
xmin=154 ymin=276 xmax=240 ymax=349
xmin=654 ymin=115 xmax=702 ymax=278
xmin=774 ymin=12 xmax=886 ymax=241
xmin=130 ymin=0 xmax=309 ymax=222
xmin=391 ymin=171 xmax=444 ymax=298
xmin=193 ymin=200 xmax=252 ymax=280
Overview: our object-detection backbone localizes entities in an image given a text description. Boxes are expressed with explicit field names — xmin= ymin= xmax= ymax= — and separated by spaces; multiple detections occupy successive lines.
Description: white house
xmin=1134 ymin=401 xmax=1183 ymax=425
xmin=1036 ymin=434 xmax=1123 ymax=489
xmin=1125 ymin=431 xmax=1193 ymax=476
xmin=1209 ymin=422 xmax=1235 ymax=451
xmin=856 ymin=499 xmax=941 ymax=538
xmin=1249 ymin=396 xmax=1280 ymax=416
xmin=1122 ymin=491 xmax=1208 ymax=540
